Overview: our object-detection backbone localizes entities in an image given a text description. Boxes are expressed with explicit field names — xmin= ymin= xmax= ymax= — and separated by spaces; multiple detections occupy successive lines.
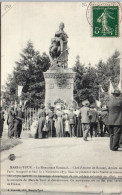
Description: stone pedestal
xmin=43 ymin=68 xmax=76 ymax=108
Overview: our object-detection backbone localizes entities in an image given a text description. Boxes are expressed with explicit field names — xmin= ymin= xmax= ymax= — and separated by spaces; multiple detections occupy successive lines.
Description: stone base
xmin=43 ymin=67 xmax=76 ymax=108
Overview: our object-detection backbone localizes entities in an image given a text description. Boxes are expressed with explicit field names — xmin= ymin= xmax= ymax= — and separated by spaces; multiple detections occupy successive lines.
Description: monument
xmin=44 ymin=23 xmax=76 ymax=109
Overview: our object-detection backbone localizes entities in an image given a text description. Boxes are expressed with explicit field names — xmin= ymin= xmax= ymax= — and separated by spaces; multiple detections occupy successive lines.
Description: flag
xmin=20 ymin=100 xmax=22 ymax=106
xmin=100 ymin=86 xmax=105 ymax=93
xmin=24 ymin=100 xmax=27 ymax=106
xmin=108 ymin=80 xmax=114 ymax=95
xmin=18 ymin=85 xmax=23 ymax=97
xmin=96 ymin=100 xmax=101 ymax=108
xmin=117 ymin=80 xmax=121 ymax=91
xmin=14 ymin=101 xmax=17 ymax=108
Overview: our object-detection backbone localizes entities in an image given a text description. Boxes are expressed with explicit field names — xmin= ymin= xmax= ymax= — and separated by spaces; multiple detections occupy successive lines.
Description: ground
xmin=1 ymin=132 xmax=122 ymax=194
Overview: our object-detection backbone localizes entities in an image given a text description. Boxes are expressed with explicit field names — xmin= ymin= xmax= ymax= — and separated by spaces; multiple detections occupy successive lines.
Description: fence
xmin=23 ymin=108 xmax=40 ymax=130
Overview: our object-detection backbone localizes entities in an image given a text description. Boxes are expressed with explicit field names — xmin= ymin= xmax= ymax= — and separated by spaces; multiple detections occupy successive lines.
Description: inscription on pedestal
xmin=44 ymin=70 xmax=76 ymax=108
xmin=48 ymin=83 xmax=54 ymax=89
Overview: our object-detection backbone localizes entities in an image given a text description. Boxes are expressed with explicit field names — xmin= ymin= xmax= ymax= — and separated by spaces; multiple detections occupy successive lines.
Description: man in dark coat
xmin=48 ymin=106 xmax=55 ymax=137
xmin=98 ymin=106 xmax=109 ymax=137
xmin=7 ymin=106 xmax=15 ymax=138
xmin=107 ymin=89 xmax=122 ymax=151
xmin=89 ymin=105 xmax=98 ymax=137
xmin=0 ymin=107 xmax=5 ymax=138
xmin=35 ymin=104 xmax=46 ymax=139
xmin=14 ymin=105 xmax=24 ymax=138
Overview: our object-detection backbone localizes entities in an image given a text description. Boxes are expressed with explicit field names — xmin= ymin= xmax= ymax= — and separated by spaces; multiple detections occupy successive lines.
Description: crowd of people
xmin=0 ymin=105 xmax=24 ymax=139
xmin=0 ymin=89 xmax=122 ymax=151
xmin=31 ymin=89 xmax=122 ymax=151
xmin=30 ymin=100 xmax=109 ymax=140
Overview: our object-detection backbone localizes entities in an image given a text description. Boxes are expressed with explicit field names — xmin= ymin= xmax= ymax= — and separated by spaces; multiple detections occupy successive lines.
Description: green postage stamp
xmin=92 ymin=6 xmax=119 ymax=37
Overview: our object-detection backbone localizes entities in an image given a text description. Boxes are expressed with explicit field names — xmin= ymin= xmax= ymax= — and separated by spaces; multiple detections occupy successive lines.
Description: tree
xmin=73 ymin=56 xmax=84 ymax=105
xmin=106 ymin=50 xmax=120 ymax=88
xmin=73 ymin=56 xmax=98 ymax=106
xmin=73 ymin=50 xmax=120 ymax=106
xmin=2 ymin=41 xmax=51 ymax=108
xmin=1 ymin=74 xmax=18 ymax=109
xmin=95 ymin=50 xmax=120 ymax=105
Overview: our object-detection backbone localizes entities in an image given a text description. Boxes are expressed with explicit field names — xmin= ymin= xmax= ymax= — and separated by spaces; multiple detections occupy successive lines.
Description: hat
xmin=82 ymin=100 xmax=90 ymax=107
xmin=49 ymin=106 xmax=54 ymax=111
xmin=90 ymin=104 xmax=95 ymax=108
xmin=40 ymin=104 xmax=45 ymax=109
xmin=69 ymin=106 xmax=74 ymax=111
xmin=111 ymin=89 xmax=121 ymax=95
xmin=101 ymin=105 xmax=108 ymax=111
xmin=56 ymin=104 xmax=61 ymax=109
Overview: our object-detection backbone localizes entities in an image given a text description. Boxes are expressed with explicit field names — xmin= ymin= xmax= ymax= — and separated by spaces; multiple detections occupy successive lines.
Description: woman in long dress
xmin=55 ymin=107 xmax=64 ymax=137
xmin=30 ymin=115 xmax=38 ymax=138
xmin=77 ymin=111 xmax=83 ymax=137
xmin=64 ymin=113 xmax=70 ymax=137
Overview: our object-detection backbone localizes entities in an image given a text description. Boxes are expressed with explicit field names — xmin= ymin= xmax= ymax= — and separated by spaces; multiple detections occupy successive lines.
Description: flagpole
xmin=99 ymin=85 xmax=101 ymax=102
xmin=108 ymin=79 xmax=114 ymax=95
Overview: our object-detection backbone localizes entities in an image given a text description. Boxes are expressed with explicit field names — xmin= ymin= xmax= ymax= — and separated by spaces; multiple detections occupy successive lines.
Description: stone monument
xmin=44 ymin=22 xmax=76 ymax=108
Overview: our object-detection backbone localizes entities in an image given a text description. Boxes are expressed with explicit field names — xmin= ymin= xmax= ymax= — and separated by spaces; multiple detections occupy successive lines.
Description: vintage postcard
xmin=1 ymin=2 xmax=122 ymax=194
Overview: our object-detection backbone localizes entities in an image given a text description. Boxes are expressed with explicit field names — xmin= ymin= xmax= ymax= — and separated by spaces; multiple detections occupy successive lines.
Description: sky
xmin=1 ymin=2 xmax=122 ymax=85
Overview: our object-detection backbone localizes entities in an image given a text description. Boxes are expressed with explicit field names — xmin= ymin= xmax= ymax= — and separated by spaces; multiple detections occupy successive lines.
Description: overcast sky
xmin=1 ymin=2 xmax=122 ymax=85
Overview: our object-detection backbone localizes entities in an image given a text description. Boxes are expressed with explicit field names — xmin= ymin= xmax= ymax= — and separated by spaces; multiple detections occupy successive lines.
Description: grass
xmin=1 ymin=136 xmax=22 ymax=151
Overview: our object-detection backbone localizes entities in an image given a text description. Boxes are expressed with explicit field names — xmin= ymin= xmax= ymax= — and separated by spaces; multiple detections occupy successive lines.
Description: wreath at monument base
xmin=54 ymin=98 xmax=68 ymax=109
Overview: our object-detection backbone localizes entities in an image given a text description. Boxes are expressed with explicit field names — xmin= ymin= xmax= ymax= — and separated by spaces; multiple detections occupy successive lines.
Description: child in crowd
xmin=30 ymin=115 xmax=38 ymax=138
xmin=64 ymin=113 xmax=70 ymax=137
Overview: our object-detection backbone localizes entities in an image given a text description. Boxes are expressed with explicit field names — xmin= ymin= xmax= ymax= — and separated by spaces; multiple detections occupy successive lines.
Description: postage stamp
xmin=92 ymin=6 xmax=119 ymax=37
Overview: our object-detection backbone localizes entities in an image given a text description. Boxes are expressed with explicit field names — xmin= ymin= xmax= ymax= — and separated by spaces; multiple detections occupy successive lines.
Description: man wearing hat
xmin=107 ymin=89 xmax=122 ymax=151
xmin=48 ymin=106 xmax=55 ymax=137
xmin=7 ymin=105 xmax=15 ymax=138
xmin=14 ymin=105 xmax=24 ymax=138
xmin=79 ymin=99 xmax=91 ymax=141
xmin=89 ymin=104 xmax=99 ymax=137
xmin=98 ymin=105 xmax=109 ymax=137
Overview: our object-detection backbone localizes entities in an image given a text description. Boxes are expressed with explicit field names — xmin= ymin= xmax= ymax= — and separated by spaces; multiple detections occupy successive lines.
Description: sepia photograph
xmin=0 ymin=2 xmax=122 ymax=194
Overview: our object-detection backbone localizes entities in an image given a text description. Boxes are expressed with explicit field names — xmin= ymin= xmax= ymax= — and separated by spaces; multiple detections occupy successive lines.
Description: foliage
xmin=73 ymin=51 xmax=120 ymax=106
xmin=2 ymin=44 xmax=120 ymax=109
xmin=2 ymin=74 xmax=18 ymax=108
xmin=2 ymin=41 xmax=51 ymax=108
xmin=73 ymin=56 xmax=98 ymax=106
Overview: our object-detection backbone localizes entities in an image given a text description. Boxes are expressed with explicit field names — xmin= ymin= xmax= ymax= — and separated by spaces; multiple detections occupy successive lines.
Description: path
xmin=1 ymin=136 xmax=122 ymax=193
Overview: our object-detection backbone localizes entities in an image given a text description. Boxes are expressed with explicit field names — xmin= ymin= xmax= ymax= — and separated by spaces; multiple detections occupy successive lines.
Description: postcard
xmin=1 ymin=2 xmax=122 ymax=194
